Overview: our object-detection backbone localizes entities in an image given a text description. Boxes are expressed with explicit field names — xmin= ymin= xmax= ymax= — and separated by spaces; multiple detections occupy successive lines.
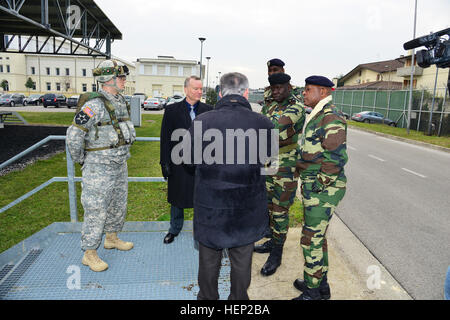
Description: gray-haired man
xmin=186 ymin=72 xmax=275 ymax=300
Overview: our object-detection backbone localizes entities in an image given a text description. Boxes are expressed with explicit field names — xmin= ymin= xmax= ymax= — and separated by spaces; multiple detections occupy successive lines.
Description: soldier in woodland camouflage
xmin=292 ymin=76 xmax=348 ymax=300
xmin=255 ymin=72 xmax=306 ymax=277
xmin=66 ymin=59 xmax=135 ymax=272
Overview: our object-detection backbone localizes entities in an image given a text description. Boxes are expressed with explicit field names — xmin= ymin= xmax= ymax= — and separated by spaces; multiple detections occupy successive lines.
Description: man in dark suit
xmin=186 ymin=72 xmax=275 ymax=300
xmin=160 ymin=76 xmax=213 ymax=244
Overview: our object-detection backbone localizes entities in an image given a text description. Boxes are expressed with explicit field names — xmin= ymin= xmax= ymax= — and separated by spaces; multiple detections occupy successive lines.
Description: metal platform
xmin=0 ymin=221 xmax=231 ymax=300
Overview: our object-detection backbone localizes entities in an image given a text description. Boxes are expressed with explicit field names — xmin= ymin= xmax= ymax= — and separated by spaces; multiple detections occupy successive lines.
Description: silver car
xmin=143 ymin=98 xmax=163 ymax=110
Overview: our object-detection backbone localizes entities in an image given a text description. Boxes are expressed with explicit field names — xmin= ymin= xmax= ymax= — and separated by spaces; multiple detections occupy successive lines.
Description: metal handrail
xmin=0 ymin=136 xmax=163 ymax=222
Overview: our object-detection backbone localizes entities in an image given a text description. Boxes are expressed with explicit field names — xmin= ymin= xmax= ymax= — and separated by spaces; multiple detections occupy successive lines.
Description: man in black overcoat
xmin=186 ymin=72 xmax=275 ymax=300
xmin=159 ymin=76 xmax=213 ymax=244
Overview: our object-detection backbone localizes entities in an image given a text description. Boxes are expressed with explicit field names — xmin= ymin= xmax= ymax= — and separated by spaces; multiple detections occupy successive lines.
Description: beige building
xmin=336 ymin=54 xmax=449 ymax=95
xmin=135 ymin=56 xmax=204 ymax=98
xmin=0 ymin=37 xmax=136 ymax=96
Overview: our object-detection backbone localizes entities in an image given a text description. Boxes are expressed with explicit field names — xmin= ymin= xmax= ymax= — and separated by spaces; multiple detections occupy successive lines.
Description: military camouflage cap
xmin=93 ymin=59 xmax=130 ymax=83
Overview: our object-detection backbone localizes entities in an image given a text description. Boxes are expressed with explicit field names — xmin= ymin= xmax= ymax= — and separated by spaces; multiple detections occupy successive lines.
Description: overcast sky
xmin=95 ymin=0 xmax=449 ymax=89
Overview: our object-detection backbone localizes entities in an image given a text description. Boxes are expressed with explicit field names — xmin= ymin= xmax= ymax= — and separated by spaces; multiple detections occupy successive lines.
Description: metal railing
xmin=0 ymin=136 xmax=165 ymax=221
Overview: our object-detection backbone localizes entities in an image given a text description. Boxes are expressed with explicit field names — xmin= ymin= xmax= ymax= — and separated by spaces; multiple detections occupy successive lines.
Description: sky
xmin=95 ymin=0 xmax=450 ymax=89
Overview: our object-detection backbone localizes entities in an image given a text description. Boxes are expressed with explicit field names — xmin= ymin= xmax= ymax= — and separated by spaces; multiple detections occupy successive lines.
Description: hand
xmin=161 ymin=163 xmax=171 ymax=179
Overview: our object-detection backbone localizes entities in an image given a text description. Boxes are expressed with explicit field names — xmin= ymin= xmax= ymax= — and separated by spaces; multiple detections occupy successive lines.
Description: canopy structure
xmin=0 ymin=0 xmax=122 ymax=57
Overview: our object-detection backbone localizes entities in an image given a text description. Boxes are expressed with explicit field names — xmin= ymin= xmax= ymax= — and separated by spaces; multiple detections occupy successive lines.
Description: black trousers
xmin=197 ymin=242 xmax=254 ymax=300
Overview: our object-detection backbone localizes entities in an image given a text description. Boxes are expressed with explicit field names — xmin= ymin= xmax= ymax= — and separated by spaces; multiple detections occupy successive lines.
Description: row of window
xmin=0 ymin=65 xmax=11 ymax=73
xmin=28 ymin=82 xmax=97 ymax=92
xmin=30 ymin=67 xmax=88 ymax=77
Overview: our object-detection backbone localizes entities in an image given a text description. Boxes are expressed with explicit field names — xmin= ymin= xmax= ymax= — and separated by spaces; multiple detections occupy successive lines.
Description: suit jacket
xmin=160 ymin=98 xmax=213 ymax=208
xmin=187 ymin=94 xmax=275 ymax=249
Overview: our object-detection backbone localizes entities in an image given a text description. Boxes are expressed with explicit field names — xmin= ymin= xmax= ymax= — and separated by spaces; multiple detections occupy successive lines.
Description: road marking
xmin=402 ymin=168 xmax=427 ymax=178
xmin=348 ymin=145 xmax=357 ymax=151
xmin=368 ymin=154 xmax=386 ymax=162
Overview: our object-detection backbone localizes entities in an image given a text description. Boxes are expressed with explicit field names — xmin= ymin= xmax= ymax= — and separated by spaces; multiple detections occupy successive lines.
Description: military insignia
xmin=75 ymin=111 xmax=91 ymax=125
xmin=83 ymin=106 xmax=95 ymax=118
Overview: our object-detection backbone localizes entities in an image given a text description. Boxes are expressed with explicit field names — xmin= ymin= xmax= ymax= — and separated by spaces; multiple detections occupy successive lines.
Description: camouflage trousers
xmin=266 ymin=155 xmax=300 ymax=246
xmin=81 ymin=162 xmax=128 ymax=250
xmin=300 ymin=178 xmax=346 ymax=289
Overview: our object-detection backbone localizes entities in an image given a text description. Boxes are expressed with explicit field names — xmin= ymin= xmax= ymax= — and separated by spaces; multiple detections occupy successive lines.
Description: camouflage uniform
xmin=297 ymin=96 xmax=347 ymax=289
xmin=262 ymin=89 xmax=306 ymax=246
xmin=66 ymin=88 xmax=136 ymax=250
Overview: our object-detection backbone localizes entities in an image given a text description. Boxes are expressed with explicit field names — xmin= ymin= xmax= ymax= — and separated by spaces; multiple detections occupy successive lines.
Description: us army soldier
xmin=256 ymin=73 xmax=306 ymax=277
xmin=66 ymin=59 xmax=136 ymax=272
xmin=293 ymin=76 xmax=347 ymax=300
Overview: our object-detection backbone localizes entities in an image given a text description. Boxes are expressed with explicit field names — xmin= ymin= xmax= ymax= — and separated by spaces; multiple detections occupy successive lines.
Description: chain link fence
xmin=332 ymin=87 xmax=450 ymax=136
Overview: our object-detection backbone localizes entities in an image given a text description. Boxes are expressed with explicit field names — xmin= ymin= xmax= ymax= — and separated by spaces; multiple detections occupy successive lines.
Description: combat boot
xmin=82 ymin=249 xmax=108 ymax=272
xmin=293 ymin=275 xmax=331 ymax=300
xmin=292 ymin=287 xmax=322 ymax=300
xmin=254 ymin=239 xmax=273 ymax=253
xmin=260 ymin=244 xmax=283 ymax=276
xmin=104 ymin=232 xmax=134 ymax=251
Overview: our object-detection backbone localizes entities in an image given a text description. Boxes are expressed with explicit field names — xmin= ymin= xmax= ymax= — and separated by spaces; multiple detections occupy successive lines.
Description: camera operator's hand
xmin=161 ymin=163 xmax=171 ymax=180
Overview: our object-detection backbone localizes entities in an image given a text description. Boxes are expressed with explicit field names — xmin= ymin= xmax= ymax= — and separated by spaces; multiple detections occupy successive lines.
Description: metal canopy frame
xmin=0 ymin=0 xmax=123 ymax=57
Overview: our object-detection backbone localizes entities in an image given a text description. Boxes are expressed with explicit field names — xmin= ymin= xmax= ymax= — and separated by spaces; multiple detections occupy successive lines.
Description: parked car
xmin=23 ymin=94 xmax=43 ymax=106
xmin=43 ymin=93 xmax=67 ymax=108
xmin=132 ymin=93 xmax=147 ymax=107
xmin=0 ymin=93 xmax=26 ymax=107
xmin=156 ymin=97 xmax=167 ymax=108
xmin=351 ymin=111 xmax=396 ymax=126
xmin=143 ymin=98 xmax=163 ymax=110
xmin=165 ymin=95 xmax=184 ymax=106
xmin=67 ymin=95 xmax=80 ymax=109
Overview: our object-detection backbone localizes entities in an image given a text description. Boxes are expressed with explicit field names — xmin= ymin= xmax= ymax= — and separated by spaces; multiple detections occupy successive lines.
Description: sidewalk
xmin=248 ymin=214 xmax=412 ymax=300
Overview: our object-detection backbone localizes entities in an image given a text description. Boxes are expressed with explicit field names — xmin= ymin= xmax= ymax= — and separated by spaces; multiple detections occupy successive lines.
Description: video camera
xmin=403 ymin=27 xmax=450 ymax=69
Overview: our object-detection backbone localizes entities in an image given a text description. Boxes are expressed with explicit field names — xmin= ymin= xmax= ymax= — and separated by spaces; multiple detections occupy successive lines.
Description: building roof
xmin=0 ymin=0 xmax=121 ymax=39
xmin=336 ymin=81 xmax=403 ymax=91
xmin=340 ymin=58 xmax=405 ymax=83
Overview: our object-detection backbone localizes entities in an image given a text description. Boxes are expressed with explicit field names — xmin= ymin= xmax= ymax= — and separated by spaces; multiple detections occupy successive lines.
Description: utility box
xmin=130 ymin=96 xmax=142 ymax=127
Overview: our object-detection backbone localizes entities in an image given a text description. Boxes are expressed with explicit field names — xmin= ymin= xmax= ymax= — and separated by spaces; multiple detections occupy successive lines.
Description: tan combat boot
xmin=104 ymin=232 xmax=134 ymax=251
xmin=82 ymin=249 xmax=108 ymax=272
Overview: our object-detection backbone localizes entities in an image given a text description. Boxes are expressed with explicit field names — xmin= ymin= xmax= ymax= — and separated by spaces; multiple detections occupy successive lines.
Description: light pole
xmin=198 ymin=37 xmax=206 ymax=80
xmin=407 ymin=0 xmax=418 ymax=134
xmin=206 ymin=56 xmax=211 ymax=92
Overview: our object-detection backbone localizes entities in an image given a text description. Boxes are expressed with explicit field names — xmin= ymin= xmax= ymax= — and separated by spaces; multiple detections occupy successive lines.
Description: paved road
xmin=338 ymin=128 xmax=450 ymax=300
xmin=0 ymin=104 xmax=166 ymax=114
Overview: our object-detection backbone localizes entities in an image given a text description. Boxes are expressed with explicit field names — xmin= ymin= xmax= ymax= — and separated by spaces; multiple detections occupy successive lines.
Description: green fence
xmin=332 ymin=88 xmax=450 ymax=136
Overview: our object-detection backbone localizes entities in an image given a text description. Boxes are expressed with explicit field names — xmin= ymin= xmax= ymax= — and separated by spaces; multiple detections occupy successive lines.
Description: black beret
xmin=268 ymin=73 xmax=291 ymax=85
xmin=305 ymin=75 xmax=334 ymax=88
xmin=267 ymin=58 xmax=285 ymax=68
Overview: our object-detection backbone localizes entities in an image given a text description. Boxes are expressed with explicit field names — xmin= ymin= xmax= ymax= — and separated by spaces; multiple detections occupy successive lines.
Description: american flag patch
xmin=83 ymin=106 xmax=95 ymax=118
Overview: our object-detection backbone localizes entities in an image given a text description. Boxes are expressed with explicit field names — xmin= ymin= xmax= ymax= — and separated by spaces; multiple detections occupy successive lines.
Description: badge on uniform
xmin=75 ymin=110 xmax=91 ymax=125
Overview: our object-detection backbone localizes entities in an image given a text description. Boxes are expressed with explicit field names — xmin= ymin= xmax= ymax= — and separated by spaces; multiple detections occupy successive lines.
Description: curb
xmin=348 ymin=126 xmax=450 ymax=154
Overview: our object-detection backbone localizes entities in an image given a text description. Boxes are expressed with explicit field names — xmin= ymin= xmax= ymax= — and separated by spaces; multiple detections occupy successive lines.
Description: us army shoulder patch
xmin=75 ymin=110 xmax=92 ymax=125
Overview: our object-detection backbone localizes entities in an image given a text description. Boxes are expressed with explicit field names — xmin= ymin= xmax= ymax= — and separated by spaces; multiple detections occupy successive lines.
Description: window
xmin=0 ymin=65 xmax=3 ymax=73
xmin=32 ymin=82 xmax=36 ymax=90
xmin=82 ymin=69 xmax=87 ymax=77
xmin=56 ymin=68 xmax=60 ymax=76
xmin=56 ymin=83 xmax=61 ymax=91
xmin=46 ymin=82 xmax=51 ymax=91
xmin=46 ymin=67 xmax=50 ymax=75
xmin=82 ymin=83 xmax=87 ymax=92
xmin=65 ymin=82 xmax=71 ymax=91
xmin=31 ymin=67 xmax=36 ymax=75
xmin=65 ymin=68 xmax=70 ymax=76
xmin=6 ymin=65 xmax=10 ymax=73
xmin=92 ymin=83 xmax=97 ymax=92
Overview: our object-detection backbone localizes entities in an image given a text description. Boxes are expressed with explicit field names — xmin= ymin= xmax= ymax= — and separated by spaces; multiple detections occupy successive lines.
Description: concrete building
xmin=135 ymin=56 xmax=204 ymax=98
xmin=0 ymin=37 xmax=136 ymax=96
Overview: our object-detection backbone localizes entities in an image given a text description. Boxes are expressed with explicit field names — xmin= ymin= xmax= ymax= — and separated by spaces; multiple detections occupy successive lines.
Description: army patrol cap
xmin=268 ymin=72 xmax=291 ymax=85
xmin=267 ymin=58 xmax=285 ymax=68
xmin=305 ymin=75 xmax=335 ymax=88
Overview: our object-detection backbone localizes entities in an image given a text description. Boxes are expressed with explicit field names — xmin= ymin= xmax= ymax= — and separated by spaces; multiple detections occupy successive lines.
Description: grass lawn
xmin=0 ymin=112 xmax=304 ymax=254
xmin=347 ymin=120 xmax=450 ymax=149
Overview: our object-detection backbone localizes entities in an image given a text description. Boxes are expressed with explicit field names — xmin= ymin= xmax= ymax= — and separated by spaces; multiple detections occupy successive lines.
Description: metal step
xmin=0 ymin=249 xmax=42 ymax=299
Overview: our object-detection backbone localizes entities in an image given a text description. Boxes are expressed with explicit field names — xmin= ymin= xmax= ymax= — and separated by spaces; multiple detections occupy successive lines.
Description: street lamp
xmin=206 ymin=57 xmax=211 ymax=92
xmin=198 ymin=37 xmax=206 ymax=79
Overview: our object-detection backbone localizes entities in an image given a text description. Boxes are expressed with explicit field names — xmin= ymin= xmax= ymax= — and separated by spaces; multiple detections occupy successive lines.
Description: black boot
xmin=260 ymin=245 xmax=283 ymax=276
xmin=293 ymin=276 xmax=331 ymax=300
xmin=292 ymin=287 xmax=322 ymax=300
xmin=254 ymin=239 xmax=273 ymax=253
